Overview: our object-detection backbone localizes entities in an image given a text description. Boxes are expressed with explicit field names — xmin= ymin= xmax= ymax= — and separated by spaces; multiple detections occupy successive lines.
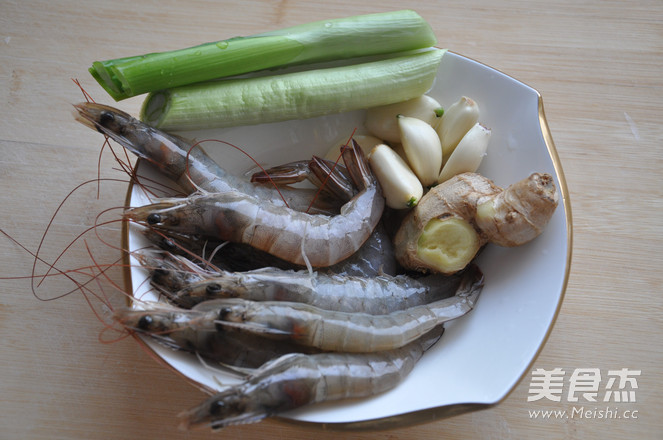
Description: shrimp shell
xmin=178 ymin=325 xmax=444 ymax=429
xmin=210 ymin=264 xmax=482 ymax=352
xmin=141 ymin=220 xmax=397 ymax=277
xmin=169 ymin=263 xmax=470 ymax=313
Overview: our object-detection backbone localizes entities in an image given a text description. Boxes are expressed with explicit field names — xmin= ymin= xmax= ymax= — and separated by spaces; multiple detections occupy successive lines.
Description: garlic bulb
xmin=438 ymin=123 xmax=491 ymax=183
xmin=397 ymin=115 xmax=442 ymax=187
xmin=365 ymin=95 xmax=442 ymax=143
xmin=368 ymin=144 xmax=423 ymax=209
xmin=435 ymin=96 xmax=479 ymax=161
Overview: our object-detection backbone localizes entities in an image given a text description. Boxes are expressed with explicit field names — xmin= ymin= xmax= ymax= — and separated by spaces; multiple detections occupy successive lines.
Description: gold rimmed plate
xmin=123 ymin=51 xmax=572 ymax=428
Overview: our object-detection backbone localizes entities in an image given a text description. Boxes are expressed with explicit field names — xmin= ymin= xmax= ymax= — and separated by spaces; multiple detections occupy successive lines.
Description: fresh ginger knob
xmin=394 ymin=172 xmax=558 ymax=274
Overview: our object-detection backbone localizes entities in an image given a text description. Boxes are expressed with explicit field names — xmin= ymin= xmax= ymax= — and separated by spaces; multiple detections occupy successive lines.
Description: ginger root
xmin=393 ymin=172 xmax=558 ymax=274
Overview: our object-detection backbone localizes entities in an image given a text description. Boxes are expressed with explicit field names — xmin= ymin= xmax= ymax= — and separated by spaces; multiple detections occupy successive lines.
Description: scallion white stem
xmin=141 ymin=49 xmax=446 ymax=131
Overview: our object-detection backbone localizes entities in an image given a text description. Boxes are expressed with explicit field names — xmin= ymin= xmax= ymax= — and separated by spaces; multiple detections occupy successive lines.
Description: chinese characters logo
xmin=528 ymin=368 xmax=641 ymax=403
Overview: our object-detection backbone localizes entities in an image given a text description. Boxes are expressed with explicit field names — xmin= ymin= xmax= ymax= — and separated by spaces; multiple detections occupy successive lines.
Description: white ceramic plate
xmin=125 ymin=51 xmax=572 ymax=428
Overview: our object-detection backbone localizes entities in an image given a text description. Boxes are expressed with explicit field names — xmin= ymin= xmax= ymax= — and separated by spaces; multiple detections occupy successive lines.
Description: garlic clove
xmin=368 ymin=143 xmax=423 ymax=209
xmin=437 ymin=123 xmax=491 ymax=183
xmin=435 ymin=96 xmax=480 ymax=161
xmin=365 ymin=95 xmax=443 ymax=143
xmin=397 ymin=115 xmax=442 ymax=187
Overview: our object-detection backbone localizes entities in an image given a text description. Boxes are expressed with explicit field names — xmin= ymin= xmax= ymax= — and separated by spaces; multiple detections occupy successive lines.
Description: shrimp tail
xmin=250 ymin=160 xmax=312 ymax=185
xmin=344 ymin=138 xmax=375 ymax=190
xmin=420 ymin=325 xmax=446 ymax=352
xmin=308 ymin=155 xmax=355 ymax=202
xmin=456 ymin=263 xmax=485 ymax=307
xmin=251 ymin=156 xmax=355 ymax=203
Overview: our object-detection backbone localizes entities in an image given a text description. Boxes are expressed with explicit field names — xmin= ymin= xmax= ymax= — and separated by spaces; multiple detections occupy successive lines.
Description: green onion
xmin=140 ymin=48 xmax=446 ymax=131
xmin=89 ymin=10 xmax=437 ymax=101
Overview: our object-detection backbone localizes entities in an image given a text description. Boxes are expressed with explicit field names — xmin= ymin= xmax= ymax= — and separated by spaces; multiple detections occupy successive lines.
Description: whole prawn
xmin=125 ymin=140 xmax=384 ymax=268
xmin=166 ymin=262 xmax=472 ymax=313
xmin=142 ymin=219 xmax=397 ymax=277
xmin=178 ymin=325 xmax=445 ymax=430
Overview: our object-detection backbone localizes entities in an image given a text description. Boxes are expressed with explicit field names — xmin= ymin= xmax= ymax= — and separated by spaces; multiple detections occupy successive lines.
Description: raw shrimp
xmin=178 ymin=325 xmax=444 ymax=430
xmin=125 ymin=140 xmax=384 ymax=267
xmin=73 ymin=102 xmax=338 ymax=214
xmin=209 ymin=264 xmax=481 ymax=352
xmin=142 ymin=220 xmax=397 ymax=277
xmin=168 ymin=262 xmax=474 ymax=313
xmin=138 ymin=222 xmax=397 ymax=303
xmin=113 ymin=302 xmax=319 ymax=369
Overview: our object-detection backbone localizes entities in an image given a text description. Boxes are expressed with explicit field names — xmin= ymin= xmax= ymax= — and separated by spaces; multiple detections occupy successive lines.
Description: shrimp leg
xmin=178 ymin=325 xmax=444 ymax=430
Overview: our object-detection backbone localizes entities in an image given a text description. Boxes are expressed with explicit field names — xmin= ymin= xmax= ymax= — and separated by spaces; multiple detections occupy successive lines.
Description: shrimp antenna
xmin=188 ymin=139 xmax=291 ymax=208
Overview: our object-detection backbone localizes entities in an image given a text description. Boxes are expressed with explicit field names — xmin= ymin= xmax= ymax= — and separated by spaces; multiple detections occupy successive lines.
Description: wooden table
xmin=1 ymin=1 xmax=661 ymax=438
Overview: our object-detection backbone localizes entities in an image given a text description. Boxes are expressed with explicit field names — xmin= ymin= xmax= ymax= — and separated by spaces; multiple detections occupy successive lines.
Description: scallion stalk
xmin=90 ymin=10 xmax=437 ymax=101
xmin=140 ymin=48 xmax=446 ymax=131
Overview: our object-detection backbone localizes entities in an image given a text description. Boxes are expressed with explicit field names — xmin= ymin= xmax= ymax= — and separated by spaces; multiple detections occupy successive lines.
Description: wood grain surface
xmin=1 ymin=1 xmax=661 ymax=439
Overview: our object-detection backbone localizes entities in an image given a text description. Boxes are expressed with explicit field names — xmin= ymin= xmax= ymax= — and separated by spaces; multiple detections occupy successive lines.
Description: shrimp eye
xmin=99 ymin=111 xmax=115 ymax=127
xmin=137 ymin=315 xmax=153 ymax=330
xmin=151 ymin=268 xmax=168 ymax=282
xmin=146 ymin=213 xmax=162 ymax=225
xmin=162 ymin=238 xmax=176 ymax=250
xmin=209 ymin=400 xmax=225 ymax=416
xmin=206 ymin=283 xmax=222 ymax=295
xmin=219 ymin=307 xmax=233 ymax=320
